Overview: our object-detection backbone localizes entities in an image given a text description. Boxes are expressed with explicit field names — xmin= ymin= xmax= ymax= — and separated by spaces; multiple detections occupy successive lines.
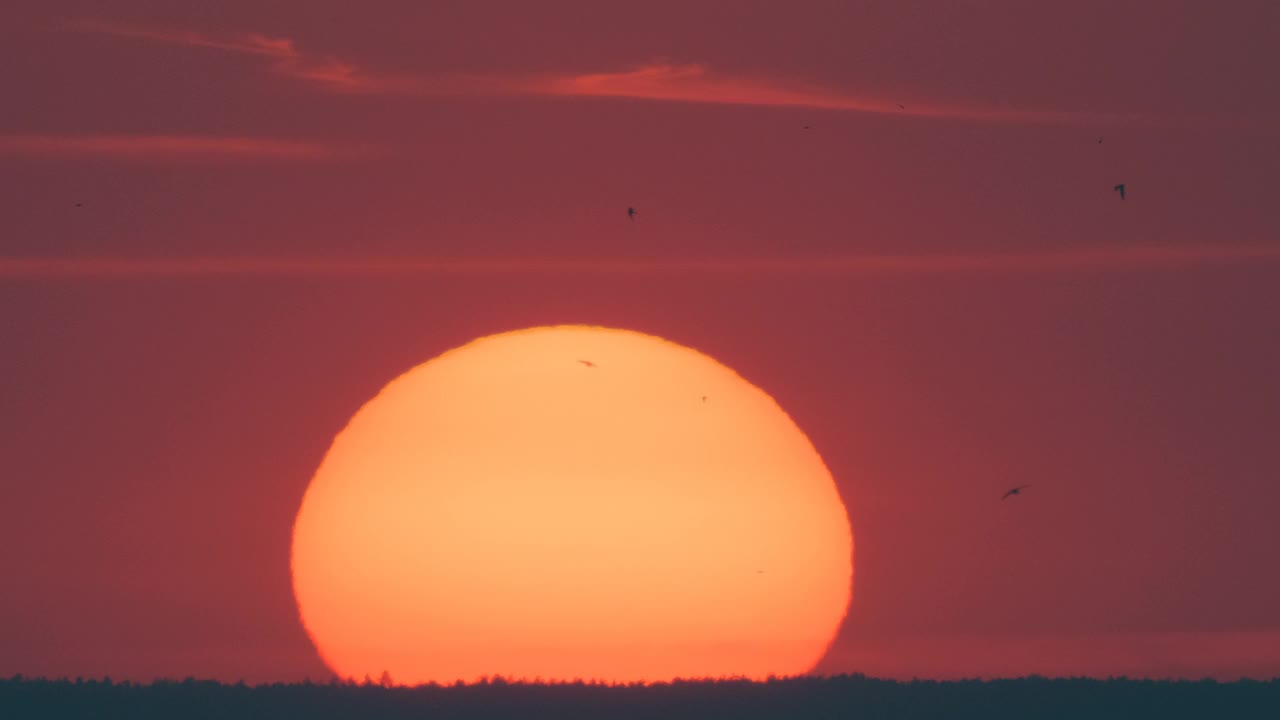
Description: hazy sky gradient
xmin=2 ymin=0 xmax=1278 ymax=682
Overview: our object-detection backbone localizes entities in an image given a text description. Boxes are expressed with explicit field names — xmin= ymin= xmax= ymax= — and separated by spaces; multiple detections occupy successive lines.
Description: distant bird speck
xmin=897 ymin=103 xmax=906 ymax=110
xmin=74 ymin=203 xmax=83 ymax=207
xmin=1114 ymin=183 xmax=1126 ymax=200
xmin=627 ymin=207 xmax=638 ymax=221
xmin=802 ymin=125 xmax=812 ymax=130
xmin=577 ymin=360 xmax=597 ymax=368
xmin=1097 ymin=136 xmax=1104 ymax=144
xmin=1002 ymin=485 xmax=1031 ymax=500
xmin=701 ymin=395 xmax=708 ymax=403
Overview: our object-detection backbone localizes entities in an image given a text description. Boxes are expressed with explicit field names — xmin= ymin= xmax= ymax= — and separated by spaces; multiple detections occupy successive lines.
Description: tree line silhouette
xmin=3 ymin=673 xmax=1277 ymax=719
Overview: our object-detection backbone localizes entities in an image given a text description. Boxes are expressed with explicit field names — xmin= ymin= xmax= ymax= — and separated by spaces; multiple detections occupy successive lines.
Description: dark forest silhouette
xmin=3 ymin=674 xmax=1278 ymax=719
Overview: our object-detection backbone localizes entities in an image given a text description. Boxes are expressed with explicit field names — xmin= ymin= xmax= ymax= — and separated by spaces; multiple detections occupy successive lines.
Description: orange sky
xmin=1 ymin=0 xmax=1279 ymax=683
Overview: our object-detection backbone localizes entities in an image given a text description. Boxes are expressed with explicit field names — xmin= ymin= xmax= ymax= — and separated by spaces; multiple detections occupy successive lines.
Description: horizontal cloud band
xmin=0 ymin=134 xmax=362 ymax=160
xmin=68 ymin=19 xmax=1274 ymax=129
xmin=3 ymin=245 xmax=1278 ymax=279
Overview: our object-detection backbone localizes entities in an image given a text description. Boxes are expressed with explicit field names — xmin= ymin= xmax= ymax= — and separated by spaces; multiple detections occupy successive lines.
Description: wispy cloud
xmin=69 ymin=18 xmax=294 ymax=58
xmin=532 ymin=63 xmax=1144 ymax=126
xmin=71 ymin=19 xmax=1249 ymax=128
xmin=68 ymin=18 xmax=385 ymax=93
xmin=0 ymin=134 xmax=364 ymax=160
xmin=537 ymin=65 xmax=1280 ymax=131
xmin=2 ymin=245 xmax=1278 ymax=280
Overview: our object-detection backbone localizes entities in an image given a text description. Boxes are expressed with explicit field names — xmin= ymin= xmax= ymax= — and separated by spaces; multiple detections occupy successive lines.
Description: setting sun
xmin=290 ymin=325 xmax=853 ymax=684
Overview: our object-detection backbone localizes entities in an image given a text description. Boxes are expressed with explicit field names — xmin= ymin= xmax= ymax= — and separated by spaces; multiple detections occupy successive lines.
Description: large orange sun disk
xmin=291 ymin=325 xmax=853 ymax=684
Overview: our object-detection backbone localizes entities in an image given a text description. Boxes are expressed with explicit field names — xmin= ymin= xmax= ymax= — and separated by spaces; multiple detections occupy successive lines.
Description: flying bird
xmin=627 ymin=207 xmax=638 ymax=221
xmin=1114 ymin=183 xmax=1126 ymax=200
xmin=802 ymin=125 xmax=813 ymax=130
xmin=897 ymin=103 xmax=906 ymax=110
xmin=1002 ymin=485 xmax=1031 ymax=500
xmin=577 ymin=360 xmax=597 ymax=368
xmin=1097 ymin=136 xmax=1104 ymax=144
xmin=701 ymin=395 xmax=708 ymax=403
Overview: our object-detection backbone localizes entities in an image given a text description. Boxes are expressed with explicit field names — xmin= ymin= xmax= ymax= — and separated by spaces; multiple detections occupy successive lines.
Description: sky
xmin=2 ymin=0 xmax=1279 ymax=683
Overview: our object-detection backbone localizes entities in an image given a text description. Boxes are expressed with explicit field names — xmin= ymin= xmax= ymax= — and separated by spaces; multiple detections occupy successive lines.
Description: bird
xmin=74 ymin=202 xmax=83 ymax=207
xmin=897 ymin=103 xmax=906 ymax=110
xmin=1002 ymin=485 xmax=1031 ymax=500
xmin=627 ymin=207 xmax=638 ymax=221
xmin=1113 ymin=183 xmax=1126 ymax=200
xmin=577 ymin=359 xmax=597 ymax=368
xmin=1097 ymin=136 xmax=1104 ymax=144
xmin=701 ymin=395 xmax=708 ymax=403
xmin=802 ymin=125 xmax=813 ymax=130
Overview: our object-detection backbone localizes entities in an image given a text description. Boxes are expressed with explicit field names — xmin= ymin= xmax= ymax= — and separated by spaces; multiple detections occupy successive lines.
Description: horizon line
xmin=1 ymin=673 xmax=1272 ymax=687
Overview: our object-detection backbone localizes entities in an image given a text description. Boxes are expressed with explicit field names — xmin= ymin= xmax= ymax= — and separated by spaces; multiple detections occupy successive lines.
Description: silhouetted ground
xmin=3 ymin=674 xmax=1278 ymax=719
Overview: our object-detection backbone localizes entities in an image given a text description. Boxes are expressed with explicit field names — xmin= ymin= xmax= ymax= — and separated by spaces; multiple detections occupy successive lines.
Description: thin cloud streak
xmin=534 ymin=64 xmax=1145 ymax=126
xmin=69 ymin=18 xmax=293 ymax=58
xmin=3 ymin=246 xmax=1278 ymax=279
xmin=0 ymin=134 xmax=365 ymax=160
xmin=71 ymin=19 xmax=1258 ymax=128
xmin=68 ymin=18 xmax=377 ymax=93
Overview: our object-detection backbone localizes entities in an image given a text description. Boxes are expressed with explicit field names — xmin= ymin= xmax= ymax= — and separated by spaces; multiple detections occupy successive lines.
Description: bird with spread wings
xmin=1002 ymin=485 xmax=1032 ymax=500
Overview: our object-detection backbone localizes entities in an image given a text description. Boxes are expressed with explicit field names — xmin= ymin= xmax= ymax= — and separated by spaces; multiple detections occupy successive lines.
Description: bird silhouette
xmin=701 ymin=395 xmax=708 ymax=403
xmin=627 ymin=207 xmax=638 ymax=221
xmin=1097 ymin=136 xmax=1104 ymax=144
xmin=577 ymin=359 xmax=597 ymax=368
xmin=897 ymin=103 xmax=905 ymax=110
xmin=1114 ymin=184 xmax=1126 ymax=200
xmin=802 ymin=125 xmax=812 ymax=130
xmin=1002 ymin=485 xmax=1031 ymax=500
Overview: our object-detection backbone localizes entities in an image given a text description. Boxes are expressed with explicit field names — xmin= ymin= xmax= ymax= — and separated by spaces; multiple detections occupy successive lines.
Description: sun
xmin=290 ymin=325 xmax=853 ymax=684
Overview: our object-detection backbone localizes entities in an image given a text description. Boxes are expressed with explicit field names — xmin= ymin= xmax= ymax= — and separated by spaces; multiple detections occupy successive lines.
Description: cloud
xmin=68 ymin=18 xmax=294 ymax=58
xmin=72 ymin=19 xmax=1245 ymax=128
xmin=531 ymin=63 xmax=1139 ymax=126
xmin=521 ymin=65 xmax=1269 ymax=130
xmin=2 ymin=245 xmax=1277 ymax=279
xmin=0 ymin=134 xmax=364 ymax=160
xmin=68 ymin=18 xmax=388 ymax=93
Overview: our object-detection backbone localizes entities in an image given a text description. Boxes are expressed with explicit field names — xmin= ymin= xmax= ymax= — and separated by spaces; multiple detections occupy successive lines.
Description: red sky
xmin=2 ymin=0 xmax=1279 ymax=683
